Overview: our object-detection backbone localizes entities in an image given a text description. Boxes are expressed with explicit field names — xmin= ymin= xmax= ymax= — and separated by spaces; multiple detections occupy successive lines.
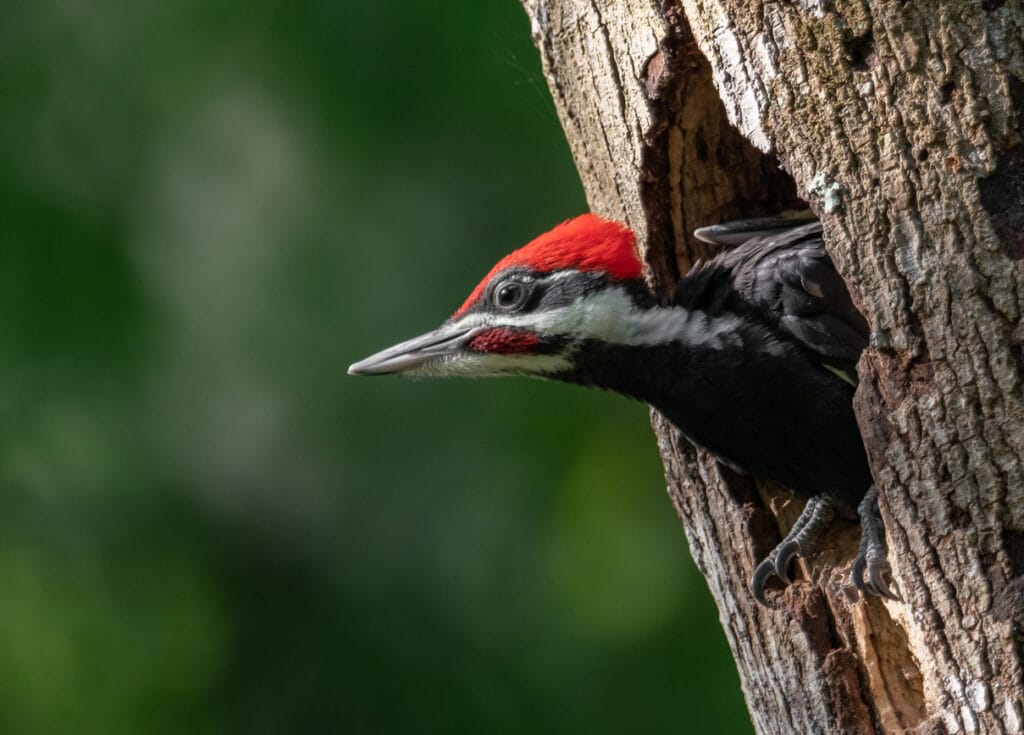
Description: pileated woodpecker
xmin=349 ymin=214 xmax=895 ymax=605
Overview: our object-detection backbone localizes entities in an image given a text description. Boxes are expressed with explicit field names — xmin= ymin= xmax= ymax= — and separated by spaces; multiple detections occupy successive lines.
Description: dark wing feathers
xmin=676 ymin=221 xmax=869 ymax=371
xmin=693 ymin=212 xmax=818 ymax=247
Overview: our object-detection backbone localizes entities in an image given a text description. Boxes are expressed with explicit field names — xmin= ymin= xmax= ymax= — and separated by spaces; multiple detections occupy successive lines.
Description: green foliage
xmin=0 ymin=1 xmax=752 ymax=732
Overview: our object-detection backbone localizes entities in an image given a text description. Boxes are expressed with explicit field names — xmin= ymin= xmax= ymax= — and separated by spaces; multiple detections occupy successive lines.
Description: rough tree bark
xmin=519 ymin=1 xmax=1024 ymax=733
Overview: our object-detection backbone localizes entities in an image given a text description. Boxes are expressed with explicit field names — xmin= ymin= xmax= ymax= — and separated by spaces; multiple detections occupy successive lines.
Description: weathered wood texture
xmin=521 ymin=1 xmax=1024 ymax=733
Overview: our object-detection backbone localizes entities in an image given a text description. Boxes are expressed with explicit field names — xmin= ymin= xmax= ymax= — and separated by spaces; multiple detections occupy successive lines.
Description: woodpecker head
xmin=348 ymin=214 xmax=648 ymax=380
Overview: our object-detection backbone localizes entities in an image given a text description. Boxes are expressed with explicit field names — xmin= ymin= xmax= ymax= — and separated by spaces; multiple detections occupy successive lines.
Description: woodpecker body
xmin=551 ymin=229 xmax=872 ymax=507
xmin=350 ymin=214 xmax=893 ymax=604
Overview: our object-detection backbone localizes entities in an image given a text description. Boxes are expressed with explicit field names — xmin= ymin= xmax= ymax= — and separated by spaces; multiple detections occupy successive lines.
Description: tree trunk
xmin=519 ymin=1 xmax=1024 ymax=733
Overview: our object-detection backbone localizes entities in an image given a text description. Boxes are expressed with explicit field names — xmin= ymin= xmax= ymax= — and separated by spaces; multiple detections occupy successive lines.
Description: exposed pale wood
xmin=521 ymin=0 xmax=1024 ymax=733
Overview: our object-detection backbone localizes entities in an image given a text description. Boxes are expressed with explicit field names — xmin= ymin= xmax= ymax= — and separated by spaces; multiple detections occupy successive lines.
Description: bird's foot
xmin=751 ymin=493 xmax=837 ymax=606
xmin=851 ymin=486 xmax=899 ymax=600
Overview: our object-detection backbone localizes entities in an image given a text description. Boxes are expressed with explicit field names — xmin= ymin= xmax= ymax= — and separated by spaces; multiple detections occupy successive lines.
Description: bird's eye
xmin=493 ymin=280 xmax=528 ymax=311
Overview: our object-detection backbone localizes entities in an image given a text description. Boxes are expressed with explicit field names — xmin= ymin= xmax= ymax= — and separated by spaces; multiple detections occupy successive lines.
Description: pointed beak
xmin=348 ymin=322 xmax=486 ymax=376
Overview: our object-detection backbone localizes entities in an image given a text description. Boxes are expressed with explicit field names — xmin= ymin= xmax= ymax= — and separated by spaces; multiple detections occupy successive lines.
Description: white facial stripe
xmin=454 ymin=287 xmax=742 ymax=349
xmin=619 ymin=302 xmax=744 ymax=349
xmin=541 ymin=269 xmax=582 ymax=282
xmin=500 ymin=269 xmax=578 ymax=283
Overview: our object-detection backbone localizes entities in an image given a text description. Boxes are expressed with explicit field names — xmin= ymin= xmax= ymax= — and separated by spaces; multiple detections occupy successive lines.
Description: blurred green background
xmin=0 ymin=2 xmax=752 ymax=733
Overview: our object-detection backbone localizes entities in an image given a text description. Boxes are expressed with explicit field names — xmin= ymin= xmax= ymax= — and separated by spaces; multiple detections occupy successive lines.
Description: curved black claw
xmin=869 ymin=560 xmax=899 ymax=600
xmin=851 ymin=549 xmax=899 ymax=600
xmin=773 ymin=539 xmax=802 ymax=585
xmin=852 ymin=486 xmax=900 ymax=601
xmin=851 ymin=554 xmax=868 ymax=595
xmin=751 ymin=558 xmax=777 ymax=607
xmin=750 ymin=493 xmax=838 ymax=607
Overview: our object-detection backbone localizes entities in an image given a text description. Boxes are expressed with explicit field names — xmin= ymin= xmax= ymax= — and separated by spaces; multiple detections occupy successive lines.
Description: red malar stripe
xmin=467 ymin=328 xmax=540 ymax=354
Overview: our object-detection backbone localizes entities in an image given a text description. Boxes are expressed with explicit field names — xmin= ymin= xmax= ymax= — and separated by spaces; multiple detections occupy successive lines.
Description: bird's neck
xmin=554 ymin=292 xmax=744 ymax=408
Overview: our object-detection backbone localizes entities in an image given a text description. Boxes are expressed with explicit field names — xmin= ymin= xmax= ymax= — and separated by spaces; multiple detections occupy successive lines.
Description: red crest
xmin=454 ymin=214 xmax=640 ymax=317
